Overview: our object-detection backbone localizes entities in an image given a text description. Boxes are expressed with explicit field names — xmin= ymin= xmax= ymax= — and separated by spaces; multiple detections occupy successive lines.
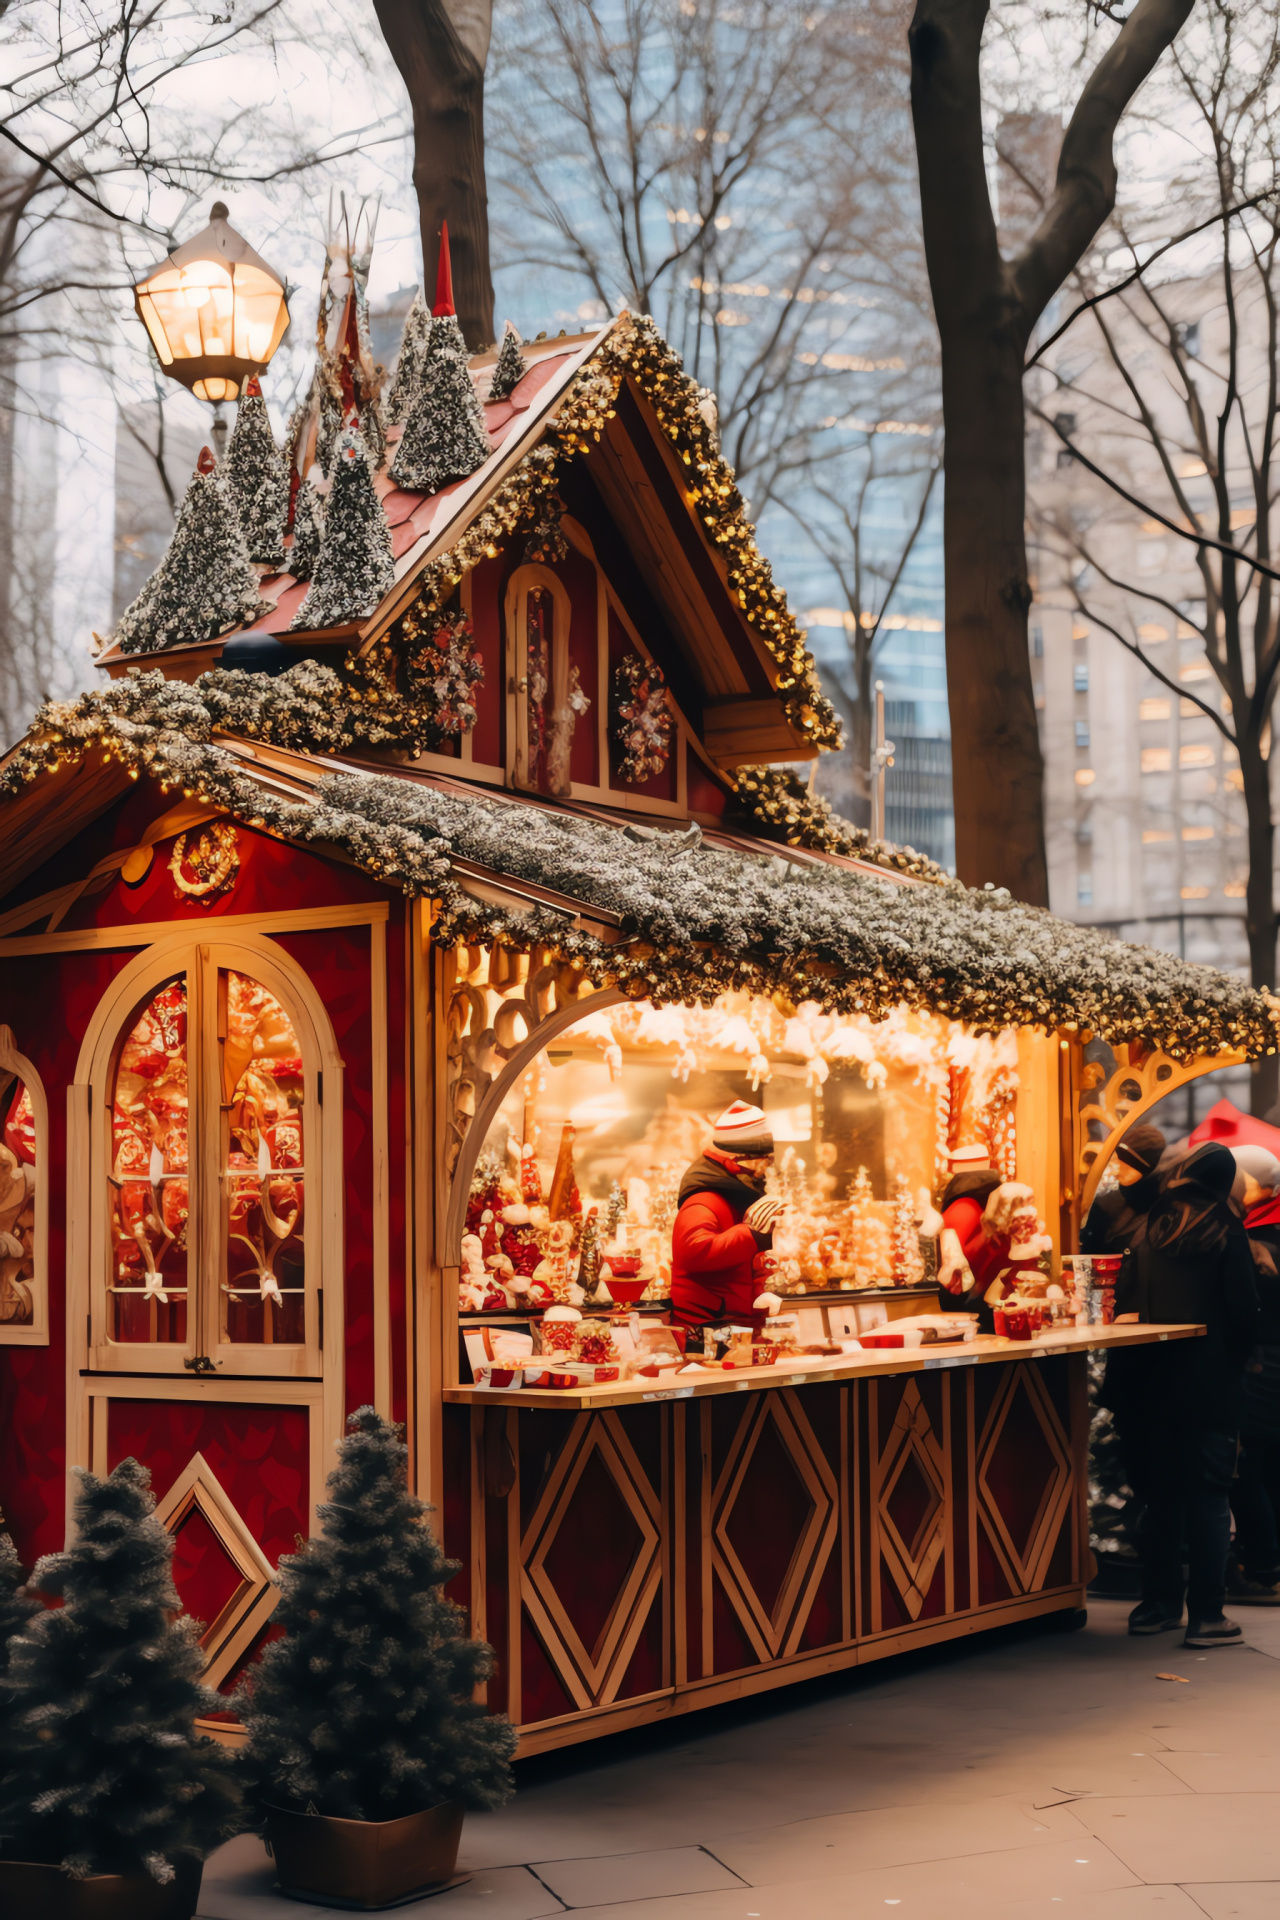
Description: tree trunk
xmin=936 ymin=314 xmax=1047 ymax=899
xmin=1241 ymin=742 xmax=1279 ymax=1115
xmin=369 ymin=0 xmax=496 ymax=350
xmin=910 ymin=0 xmax=1047 ymax=903
xmin=908 ymin=0 xmax=1193 ymax=904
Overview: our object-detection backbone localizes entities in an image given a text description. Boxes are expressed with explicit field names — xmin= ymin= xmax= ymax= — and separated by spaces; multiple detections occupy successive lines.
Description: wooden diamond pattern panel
xmin=711 ymin=1390 xmax=838 ymax=1663
xmin=522 ymin=1410 xmax=662 ymax=1711
xmin=873 ymin=1378 xmax=947 ymax=1624
xmin=976 ymin=1364 xmax=1073 ymax=1596
xmin=153 ymin=1451 xmax=279 ymax=1688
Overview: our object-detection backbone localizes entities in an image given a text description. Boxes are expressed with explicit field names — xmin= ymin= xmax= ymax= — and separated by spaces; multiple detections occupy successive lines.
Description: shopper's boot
xmin=1183 ymin=1614 xmax=1244 ymax=1648
xmin=1128 ymin=1599 xmax=1184 ymax=1634
xmin=1224 ymin=1558 xmax=1280 ymax=1605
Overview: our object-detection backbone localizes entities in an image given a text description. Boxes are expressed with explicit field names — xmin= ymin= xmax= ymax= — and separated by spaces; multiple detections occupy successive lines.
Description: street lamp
xmin=133 ymin=202 xmax=290 ymax=403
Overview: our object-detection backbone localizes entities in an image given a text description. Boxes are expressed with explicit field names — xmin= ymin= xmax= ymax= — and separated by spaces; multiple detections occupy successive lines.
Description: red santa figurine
xmin=670 ymin=1101 xmax=785 ymax=1332
xmin=935 ymin=1144 xmax=1037 ymax=1328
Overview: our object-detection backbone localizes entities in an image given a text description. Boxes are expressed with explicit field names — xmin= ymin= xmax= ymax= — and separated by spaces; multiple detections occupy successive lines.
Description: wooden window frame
xmin=0 ymin=1023 xmax=48 ymax=1346
xmin=505 ymin=564 xmax=573 ymax=795
xmin=72 ymin=933 xmax=343 ymax=1381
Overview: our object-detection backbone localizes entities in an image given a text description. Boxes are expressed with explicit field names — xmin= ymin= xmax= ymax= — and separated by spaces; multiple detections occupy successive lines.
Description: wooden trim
xmin=152 ymin=1451 xmax=280 ymax=1688
xmin=505 ymin=1404 xmax=522 ymax=1720
xmin=673 ymin=1400 xmax=687 ymax=1689
xmin=0 ymin=899 xmax=389 ymax=959
xmin=370 ymin=917 xmax=391 ymax=1419
xmin=0 ymin=1025 xmax=48 ymax=1344
xmin=510 ymin=1588 xmax=1084 ymax=1758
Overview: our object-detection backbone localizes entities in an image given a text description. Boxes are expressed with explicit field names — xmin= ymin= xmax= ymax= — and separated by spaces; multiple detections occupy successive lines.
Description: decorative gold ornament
xmin=170 ymin=820 xmax=240 ymax=902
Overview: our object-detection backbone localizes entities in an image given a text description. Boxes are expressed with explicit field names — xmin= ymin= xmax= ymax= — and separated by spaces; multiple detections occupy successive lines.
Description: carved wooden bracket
xmin=1075 ymin=1040 xmax=1245 ymax=1220
xmin=442 ymin=939 xmax=621 ymax=1247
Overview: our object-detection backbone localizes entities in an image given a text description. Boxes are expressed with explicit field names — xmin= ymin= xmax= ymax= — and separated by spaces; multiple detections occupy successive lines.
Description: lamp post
xmin=132 ymin=202 xmax=290 ymax=405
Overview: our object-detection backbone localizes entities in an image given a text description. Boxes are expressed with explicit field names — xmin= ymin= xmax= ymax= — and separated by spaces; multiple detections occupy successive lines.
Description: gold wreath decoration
xmin=170 ymin=821 xmax=240 ymax=900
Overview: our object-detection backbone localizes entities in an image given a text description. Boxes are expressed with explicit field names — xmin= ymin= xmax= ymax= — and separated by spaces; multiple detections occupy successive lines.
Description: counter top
xmin=443 ymin=1320 xmax=1203 ymax=1410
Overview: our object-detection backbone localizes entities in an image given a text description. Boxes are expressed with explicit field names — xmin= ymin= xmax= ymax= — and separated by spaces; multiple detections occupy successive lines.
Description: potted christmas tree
xmin=240 ymin=1407 xmax=514 ymax=1908
xmin=0 ymin=1461 xmax=242 ymax=1920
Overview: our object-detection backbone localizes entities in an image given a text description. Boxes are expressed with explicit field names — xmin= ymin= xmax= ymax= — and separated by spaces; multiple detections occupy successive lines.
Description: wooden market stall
xmin=0 ymin=298 xmax=1272 ymax=1756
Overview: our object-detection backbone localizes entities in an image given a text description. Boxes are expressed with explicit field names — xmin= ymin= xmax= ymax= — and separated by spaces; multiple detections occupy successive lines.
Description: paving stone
xmin=1069 ymin=1794 xmax=1280 ymax=1883
xmin=529 ymin=1846 xmax=744 ymax=1906
xmin=197 ymin=1836 xmax=565 ymax=1918
xmin=1180 ymin=1886 xmax=1280 ymax=1918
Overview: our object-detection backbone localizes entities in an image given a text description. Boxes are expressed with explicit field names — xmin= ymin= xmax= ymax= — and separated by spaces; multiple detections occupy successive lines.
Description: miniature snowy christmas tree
xmin=842 ymin=1166 xmax=893 ymax=1282
xmin=390 ymin=225 xmax=491 ymax=495
xmin=889 ymin=1176 xmax=925 ymax=1287
xmin=386 ymin=289 xmax=432 ymax=425
xmin=0 ymin=1458 xmax=240 ymax=1880
xmin=239 ymin=1407 xmax=515 ymax=1820
xmin=0 ymin=1525 xmax=37 ymax=1674
xmin=290 ymin=426 xmax=393 ymax=630
xmin=487 ymin=321 xmax=527 ymax=402
xmin=222 ymin=375 xmax=288 ymax=564
xmin=113 ymin=449 xmax=263 ymax=655
xmin=287 ymin=476 xmax=325 ymax=580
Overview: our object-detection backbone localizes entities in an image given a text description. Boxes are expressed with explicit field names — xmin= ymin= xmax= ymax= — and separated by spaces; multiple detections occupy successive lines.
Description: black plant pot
xmin=265 ymin=1801 xmax=466 ymax=1909
xmin=0 ymin=1856 xmax=202 ymax=1920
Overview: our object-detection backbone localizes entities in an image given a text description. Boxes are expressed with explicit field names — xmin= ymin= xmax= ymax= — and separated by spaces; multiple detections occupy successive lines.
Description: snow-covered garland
xmin=349 ymin=316 xmax=839 ymax=751
xmin=5 ymin=671 xmax=1278 ymax=1061
xmin=731 ymin=766 xmax=954 ymax=887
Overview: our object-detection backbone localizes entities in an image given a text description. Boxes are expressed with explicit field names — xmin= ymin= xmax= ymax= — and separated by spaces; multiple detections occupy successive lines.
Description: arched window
xmin=506 ymin=566 xmax=581 ymax=797
xmin=0 ymin=1025 xmax=47 ymax=1345
xmin=82 ymin=939 xmax=338 ymax=1378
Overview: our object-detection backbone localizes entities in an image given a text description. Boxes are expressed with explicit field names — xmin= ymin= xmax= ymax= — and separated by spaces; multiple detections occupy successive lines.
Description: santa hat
xmin=713 ymin=1100 xmax=774 ymax=1155
xmin=947 ymin=1143 xmax=991 ymax=1169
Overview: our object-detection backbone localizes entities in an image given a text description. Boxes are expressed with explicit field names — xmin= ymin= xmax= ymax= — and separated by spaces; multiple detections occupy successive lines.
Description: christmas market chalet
xmin=0 ymin=212 xmax=1271 ymax=1755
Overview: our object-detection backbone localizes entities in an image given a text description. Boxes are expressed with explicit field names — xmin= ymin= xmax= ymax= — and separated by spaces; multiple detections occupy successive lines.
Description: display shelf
xmin=457 ymin=1281 xmax=942 ymax=1326
xmin=444 ymin=1320 xmax=1201 ymax=1410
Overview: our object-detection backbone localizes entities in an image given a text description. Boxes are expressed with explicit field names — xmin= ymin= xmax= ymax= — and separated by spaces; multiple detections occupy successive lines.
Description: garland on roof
xmin=5 ymin=672 xmax=1279 ymax=1062
xmin=732 ymin=766 xmax=953 ymax=886
xmin=348 ymin=316 xmax=840 ymax=752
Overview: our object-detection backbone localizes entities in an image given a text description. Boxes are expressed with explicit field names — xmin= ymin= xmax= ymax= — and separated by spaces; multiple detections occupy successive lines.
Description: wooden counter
xmin=445 ymin=1321 xmax=1201 ymax=1411
xmin=444 ymin=1324 xmax=1192 ymax=1756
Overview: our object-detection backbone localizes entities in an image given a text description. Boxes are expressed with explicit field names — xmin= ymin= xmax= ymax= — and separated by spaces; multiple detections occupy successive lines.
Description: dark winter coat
xmin=1107 ymin=1145 xmax=1259 ymax=1432
xmin=1241 ymin=1193 xmax=1280 ymax=1440
xmin=1080 ymin=1172 xmax=1163 ymax=1257
xmin=670 ymin=1152 xmax=771 ymax=1331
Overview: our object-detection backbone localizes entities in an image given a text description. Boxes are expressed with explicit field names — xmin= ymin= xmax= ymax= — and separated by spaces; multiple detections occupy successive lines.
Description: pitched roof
xmin=1 ymin=670 xmax=1274 ymax=1064
xmin=95 ymin=314 xmax=838 ymax=764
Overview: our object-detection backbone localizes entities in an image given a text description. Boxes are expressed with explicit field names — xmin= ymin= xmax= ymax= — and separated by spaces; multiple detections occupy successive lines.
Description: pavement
xmin=198 ymin=1598 xmax=1280 ymax=1919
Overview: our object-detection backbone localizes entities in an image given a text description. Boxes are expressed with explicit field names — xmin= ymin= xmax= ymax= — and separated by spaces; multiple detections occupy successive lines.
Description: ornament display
xmin=611 ymin=651 xmax=672 ymax=785
xmin=291 ymin=426 xmax=393 ymax=631
xmin=222 ymin=376 xmax=288 ymax=565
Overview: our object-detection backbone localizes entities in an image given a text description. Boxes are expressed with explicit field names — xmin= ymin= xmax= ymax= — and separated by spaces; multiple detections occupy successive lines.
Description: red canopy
xmin=1187 ymin=1097 xmax=1280 ymax=1157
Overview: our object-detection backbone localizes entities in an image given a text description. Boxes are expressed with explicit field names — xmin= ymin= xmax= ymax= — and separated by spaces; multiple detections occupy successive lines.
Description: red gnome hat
xmin=196 ymin=446 xmax=217 ymax=475
xmin=243 ymin=374 xmax=263 ymax=399
xmin=432 ymin=221 xmax=456 ymax=318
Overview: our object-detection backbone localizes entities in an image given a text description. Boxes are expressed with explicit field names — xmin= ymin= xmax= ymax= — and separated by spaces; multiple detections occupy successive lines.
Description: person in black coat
xmin=1225 ymin=1146 xmax=1280 ymax=1601
xmin=1108 ymin=1142 xmax=1259 ymax=1649
xmin=1081 ymin=1124 xmax=1166 ymax=1256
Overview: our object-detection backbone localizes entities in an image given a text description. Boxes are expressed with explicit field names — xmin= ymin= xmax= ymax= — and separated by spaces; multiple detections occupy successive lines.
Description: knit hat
xmin=1115 ymin=1125 xmax=1165 ymax=1177
xmin=713 ymin=1100 xmax=774 ymax=1155
xmin=947 ymin=1144 xmax=990 ymax=1169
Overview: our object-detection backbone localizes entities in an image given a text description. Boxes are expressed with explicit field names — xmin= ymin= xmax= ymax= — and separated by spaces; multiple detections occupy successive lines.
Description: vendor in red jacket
xmin=670 ymin=1101 xmax=785 ymax=1331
